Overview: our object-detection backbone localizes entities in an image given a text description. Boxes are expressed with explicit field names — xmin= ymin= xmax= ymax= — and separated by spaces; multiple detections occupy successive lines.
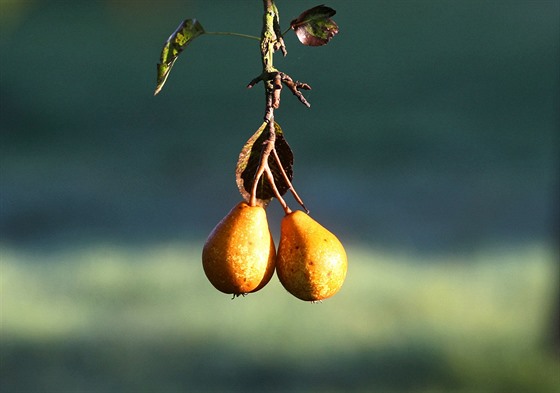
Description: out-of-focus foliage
xmin=2 ymin=0 xmax=556 ymax=250
xmin=2 ymin=244 xmax=558 ymax=392
xmin=1 ymin=1 xmax=558 ymax=392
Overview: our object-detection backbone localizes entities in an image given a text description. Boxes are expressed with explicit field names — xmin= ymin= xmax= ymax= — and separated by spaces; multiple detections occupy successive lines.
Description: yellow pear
xmin=276 ymin=210 xmax=347 ymax=301
xmin=202 ymin=201 xmax=276 ymax=296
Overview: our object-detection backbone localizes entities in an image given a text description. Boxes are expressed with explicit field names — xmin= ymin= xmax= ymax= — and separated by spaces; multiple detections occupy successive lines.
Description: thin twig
xmin=281 ymin=73 xmax=311 ymax=107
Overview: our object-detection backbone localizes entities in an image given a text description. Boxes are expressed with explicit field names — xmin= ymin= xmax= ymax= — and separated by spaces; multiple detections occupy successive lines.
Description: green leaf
xmin=236 ymin=122 xmax=294 ymax=205
xmin=154 ymin=19 xmax=205 ymax=96
xmin=290 ymin=5 xmax=338 ymax=46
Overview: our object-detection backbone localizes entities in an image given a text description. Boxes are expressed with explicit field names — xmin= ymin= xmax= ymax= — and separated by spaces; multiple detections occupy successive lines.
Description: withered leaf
xmin=290 ymin=5 xmax=338 ymax=46
xmin=236 ymin=122 xmax=294 ymax=205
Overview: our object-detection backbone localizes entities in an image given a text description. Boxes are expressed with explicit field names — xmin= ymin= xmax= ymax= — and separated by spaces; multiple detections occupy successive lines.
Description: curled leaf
xmin=290 ymin=5 xmax=338 ymax=46
xmin=154 ymin=19 xmax=205 ymax=95
xmin=236 ymin=122 xmax=294 ymax=205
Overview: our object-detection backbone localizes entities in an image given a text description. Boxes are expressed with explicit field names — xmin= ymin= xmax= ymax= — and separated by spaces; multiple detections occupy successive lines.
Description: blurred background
xmin=1 ymin=0 xmax=559 ymax=392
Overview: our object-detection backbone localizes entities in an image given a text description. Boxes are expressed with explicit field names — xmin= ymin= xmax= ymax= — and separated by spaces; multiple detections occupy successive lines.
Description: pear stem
xmin=272 ymin=148 xmax=308 ymax=213
xmin=265 ymin=166 xmax=291 ymax=214
xmin=249 ymin=121 xmax=276 ymax=207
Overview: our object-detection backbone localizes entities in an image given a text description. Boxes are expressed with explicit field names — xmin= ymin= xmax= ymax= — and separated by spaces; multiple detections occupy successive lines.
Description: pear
xmin=202 ymin=202 xmax=276 ymax=295
xmin=276 ymin=210 xmax=347 ymax=301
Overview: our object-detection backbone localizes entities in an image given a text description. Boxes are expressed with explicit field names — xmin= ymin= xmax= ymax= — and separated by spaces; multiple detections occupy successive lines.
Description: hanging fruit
xmin=276 ymin=210 xmax=347 ymax=301
xmin=202 ymin=202 xmax=276 ymax=296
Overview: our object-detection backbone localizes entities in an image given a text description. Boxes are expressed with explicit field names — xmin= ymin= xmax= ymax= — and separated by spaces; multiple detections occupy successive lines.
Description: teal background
xmin=1 ymin=1 xmax=559 ymax=392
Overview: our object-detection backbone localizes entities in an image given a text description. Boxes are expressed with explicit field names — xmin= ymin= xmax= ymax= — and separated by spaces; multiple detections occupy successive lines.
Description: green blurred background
xmin=1 ymin=0 xmax=559 ymax=392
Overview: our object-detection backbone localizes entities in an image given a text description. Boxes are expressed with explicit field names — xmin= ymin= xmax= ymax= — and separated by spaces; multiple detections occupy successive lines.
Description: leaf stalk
xmin=205 ymin=31 xmax=260 ymax=41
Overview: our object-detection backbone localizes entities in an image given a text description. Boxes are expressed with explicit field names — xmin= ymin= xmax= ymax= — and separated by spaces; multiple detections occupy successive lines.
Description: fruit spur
xmin=153 ymin=2 xmax=345 ymax=301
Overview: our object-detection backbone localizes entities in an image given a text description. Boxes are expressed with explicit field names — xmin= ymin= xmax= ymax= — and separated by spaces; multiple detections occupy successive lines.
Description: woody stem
xmin=248 ymin=0 xmax=306 ymax=214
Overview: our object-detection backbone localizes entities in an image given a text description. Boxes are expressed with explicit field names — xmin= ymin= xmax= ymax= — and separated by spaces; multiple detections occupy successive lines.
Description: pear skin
xmin=276 ymin=210 xmax=347 ymax=301
xmin=202 ymin=202 xmax=276 ymax=295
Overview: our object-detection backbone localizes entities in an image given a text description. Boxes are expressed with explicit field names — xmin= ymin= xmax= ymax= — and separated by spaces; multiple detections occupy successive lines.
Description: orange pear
xmin=276 ymin=210 xmax=347 ymax=301
xmin=202 ymin=201 xmax=276 ymax=295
